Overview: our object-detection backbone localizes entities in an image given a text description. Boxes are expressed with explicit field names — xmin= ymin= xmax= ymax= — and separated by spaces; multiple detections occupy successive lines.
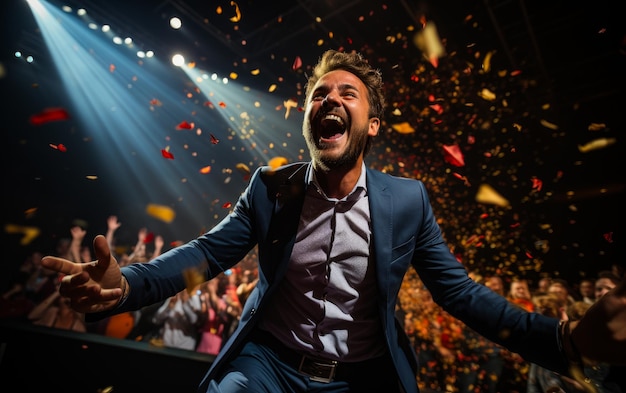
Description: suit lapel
xmin=264 ymin=163 xmax=308 ymax=283
xmin=367 ymin=168 xmax=392 ymax=302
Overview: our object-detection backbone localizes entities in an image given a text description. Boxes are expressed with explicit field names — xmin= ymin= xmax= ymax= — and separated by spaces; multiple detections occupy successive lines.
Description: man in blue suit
xmin=43 ymin=50 xmax=626 ymax=392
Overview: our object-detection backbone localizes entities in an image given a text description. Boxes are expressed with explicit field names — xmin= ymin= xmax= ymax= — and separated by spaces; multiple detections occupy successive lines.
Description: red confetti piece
xmin=150 ymin=98 xmax=162 ymax=106
xmin=210 ymin=134 xmax=219 ymax=144
xmin=49 ymin=143 xmax=67 ymax=152
xmin=442 ymin=144 xmax=465 ymax=167
xmin=222 ymin=202 xmax=232 ymax=209
xmin=292 ymin=56 xmax=302 ymax=71
xmin=218 ymin=102 xmax=227 ymax=108
xmin=531 ymin=177 xmax=543 ymax=191
xmin=30 ymin=108 xmax=70 ymax=125
xmin=603 ymin=232 xmax=613 ymax=243
xmin=176 ymin=121 xmax=194 ymax=130
xmin=109 ymin=64 xmax=116 ymax=73
xmin=143 ymin=232 xmax=154 ymax=244
xmin=161 ymin=148 xmax=174 ymax=160
xmin=204 ymin=101 xmax=215 ymax=109
xmin=480 ymin=213 xmax=489 ymax=219
xmin=525 ymin=251 xmax=534 ymax=258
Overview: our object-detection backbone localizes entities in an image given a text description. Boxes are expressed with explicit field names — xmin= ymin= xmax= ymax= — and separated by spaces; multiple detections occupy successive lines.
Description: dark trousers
xmin=207 ymin=334 xmax=402 ymax=393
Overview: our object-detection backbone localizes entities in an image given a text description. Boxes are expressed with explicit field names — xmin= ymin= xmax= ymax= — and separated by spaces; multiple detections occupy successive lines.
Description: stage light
xmin=172 ymin=54 xmax=185 ymax=67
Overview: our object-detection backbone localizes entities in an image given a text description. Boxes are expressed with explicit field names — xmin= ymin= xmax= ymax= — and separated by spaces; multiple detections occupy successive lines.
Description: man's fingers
xmin=41 ymin=256 xmax=82 ymax=275
xmin=92 ymin=234 xmax=112 ymax=267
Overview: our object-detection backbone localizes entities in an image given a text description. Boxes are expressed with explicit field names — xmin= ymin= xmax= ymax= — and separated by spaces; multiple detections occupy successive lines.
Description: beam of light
xmin=24 ymin=0 xmax=306 ymax=243
xmin=180 ymin=64 xmax=307 ymax=167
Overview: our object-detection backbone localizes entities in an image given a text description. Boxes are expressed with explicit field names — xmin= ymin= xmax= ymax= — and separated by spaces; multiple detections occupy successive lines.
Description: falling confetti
xmin=578 ymin=137 xmax=616 ymax=153
xmin=161 ymin=147 xmax=175 ymax=160
xmin=176 ymin=121 xmax=194 ymax=130
xmin=268 ymin=156 xmax=288 ymax=169
xmin=442 ymin=144 xmax=465 ymax=167
xmin=391 ymin=122 xmax=415 ymax=134
xmin=5 ymin=224 xmax=40 ymax=245
xmin=29 ymin=108 xmax=70 ymax=125
xmin=146 ymin=203 xmax=176 ymax=223
xmin=475 ymin=184 xmax=510 ymax=207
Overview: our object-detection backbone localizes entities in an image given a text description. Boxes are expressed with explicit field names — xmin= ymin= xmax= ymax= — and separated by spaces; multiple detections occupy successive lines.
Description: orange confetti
xmin=236 ymin=162 xmax=250 ymax=176
xmin=150 ymin=98 xmax=162 ymax=106
xmin=5 ymin=224 xmax=41 ymax=245
xmin=391 ymin=122 xmax=415 ymax=134
xmin=30 ymin=108 xmax=70 ymax=125
xmin=109 ymin=64 xmax=116 ymax=73
xmin=268 ymin=156 xmax=288 ymax=169
xmin=218 ymin=102 xmax=227 ymax=108
xmin=199 ymin=165 xmax=212 ymax=174
xmin=146 ymin=203 xmax=176 ymax=223
xmin=229 ymin=1 xmax=241 ymax=22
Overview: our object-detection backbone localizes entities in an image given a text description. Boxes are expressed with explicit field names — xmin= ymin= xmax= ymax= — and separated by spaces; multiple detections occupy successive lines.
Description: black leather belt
xmin=251 ymin=329 xmax=381 ymax=383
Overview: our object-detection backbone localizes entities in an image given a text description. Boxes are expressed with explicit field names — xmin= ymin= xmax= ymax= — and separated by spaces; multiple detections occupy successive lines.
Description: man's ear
xmin=369 ymin=117 xmax=380 ymax=136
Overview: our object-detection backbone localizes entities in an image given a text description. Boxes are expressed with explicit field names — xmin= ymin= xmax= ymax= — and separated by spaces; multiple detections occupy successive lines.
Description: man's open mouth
xmin=318 ymin=114 xmax=346 ymax=141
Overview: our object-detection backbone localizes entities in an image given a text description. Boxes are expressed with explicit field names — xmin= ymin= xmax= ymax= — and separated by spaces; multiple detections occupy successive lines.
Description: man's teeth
xmin=323 ymin=114 xmax=344 ymax=125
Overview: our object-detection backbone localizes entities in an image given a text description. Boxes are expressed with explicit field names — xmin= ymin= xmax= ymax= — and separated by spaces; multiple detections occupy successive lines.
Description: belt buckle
xmin=298 ymin=354 xmax=337 ymax=383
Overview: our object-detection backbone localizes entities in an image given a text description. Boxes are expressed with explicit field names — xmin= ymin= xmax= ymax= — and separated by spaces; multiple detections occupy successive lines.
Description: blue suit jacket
xmin=101 ymin=162 xmax=568 ymax=393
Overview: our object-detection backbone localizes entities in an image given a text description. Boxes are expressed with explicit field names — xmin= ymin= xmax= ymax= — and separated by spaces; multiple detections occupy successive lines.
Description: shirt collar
xmin=306 ymin=162 xmax=368 ymax=201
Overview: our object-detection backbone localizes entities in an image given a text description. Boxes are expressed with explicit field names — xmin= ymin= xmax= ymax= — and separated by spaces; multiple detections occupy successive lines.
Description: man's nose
xmin=322 ymin=94 xmax=339 ymax=108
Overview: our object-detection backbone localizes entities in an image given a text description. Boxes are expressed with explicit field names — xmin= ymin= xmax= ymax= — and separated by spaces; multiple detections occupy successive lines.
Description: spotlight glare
xmin=112 ymin=36 xmax=123 ymax=45
xmin=26 ymin=56 xmax=34 ymax=63
xmin=124 ymin=37 xmax=133 ymax=45
xmin=211 ymin=73 xmax=217 ymax=80
xmin=102 ymin=24 xmax=111 ymax=32
xmin=77 ymin=8 xmax=87 ymax=16
xmin=172 ymin=54 xmax=185 ymax=67
xmin=146 ymin=50 xmax=154 ymax=58
xmin=14 ymin=51 xmax=22 ymax=58
xmin=88 ymin=22 xmax=98 ymax=30
xmin=170 ymin=17 xmax=182 ymax=29
xmin=222 ymin=77 xmax=228 ymax=84
xmin=137 ymin=51 xmax=145 ymax=58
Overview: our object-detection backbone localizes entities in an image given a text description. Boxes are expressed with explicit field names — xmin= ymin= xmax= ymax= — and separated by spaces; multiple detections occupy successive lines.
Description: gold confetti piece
xmin=146 ymin=204 xmax=176 ymax=223
xmin=482 ymin=51 xmax=495 ymax=72
xmin=268 ymin=156 xmax=288 ymax=169
xmin=268 ymin=84 xmax=277 ymax=93
xmin=475 ymin=184 xmax=510 ymax=207
xmin=587 ymin=123 xmax=606 ymax=131
xmin=229 ymin=1 xmax=241 ymax=22
xmin=182 ymin=262 xmax=207 ymax=294
xmin=391 ymin=122 xmax=415 ymax=134
xmin=540 ymin=119 xmax=559 ymax=130
xmin=236 ymin=162 xmax=250 ymax=175
xmin=578 ymin=137 xmax=616 ymax=153
xmin=283 ymin=98 xmax=298 ymax=119
xmin=5 ymin=224 xmax=41 ymax=245
xmin=478 ymin=88 xmax=496 ymax=101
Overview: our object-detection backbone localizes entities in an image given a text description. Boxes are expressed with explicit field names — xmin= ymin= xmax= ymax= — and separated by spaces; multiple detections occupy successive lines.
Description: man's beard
xmin=303 ymin=122 xmax=368 ymax=172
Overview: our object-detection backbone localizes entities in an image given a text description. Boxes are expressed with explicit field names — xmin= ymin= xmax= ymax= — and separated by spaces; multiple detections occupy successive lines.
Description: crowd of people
xmin=2 ymin=214 xmax=623 ymax=392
